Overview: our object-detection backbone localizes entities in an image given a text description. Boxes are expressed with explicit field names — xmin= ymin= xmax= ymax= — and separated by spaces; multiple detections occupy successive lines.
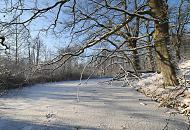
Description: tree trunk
xmin=148 ymin=0 xmax=179 ymax=86
xmin=28 ymin=43 xmax=32 ymax=65
xmin=128 ymin=40 xmax=141 ymax=71
xmin=175 ymin=0 xmax=184 ymax=62
xmin=36 ymin=41 xmax=40 ymax=65
xmin=15 ymin=19 xmax=18 ymax=65
xmin=128 ymin=0 xmax=141 ymax=71
xmin=175 ymin=36 xmax=181 ymax=61
xmin=121 ymin=0 xmax=141 ymax=72
xmin=146 ymin=21 xmax=155 ymax=71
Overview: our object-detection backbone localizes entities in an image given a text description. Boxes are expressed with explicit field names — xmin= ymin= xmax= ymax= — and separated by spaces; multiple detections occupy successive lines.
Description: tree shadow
xmin=0 ymin=117 xmax=101 ymax=130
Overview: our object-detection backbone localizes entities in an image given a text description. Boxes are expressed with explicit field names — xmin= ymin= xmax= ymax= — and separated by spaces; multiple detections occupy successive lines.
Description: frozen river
xmin=0 ymin=79 xmax=188 ymax=130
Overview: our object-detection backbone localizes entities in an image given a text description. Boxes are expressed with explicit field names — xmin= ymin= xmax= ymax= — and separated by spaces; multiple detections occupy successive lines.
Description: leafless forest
xmin=0 ymin=0 xmax=189 ymax=88
xmin=0 ymin=0 xmax=190 ymax=129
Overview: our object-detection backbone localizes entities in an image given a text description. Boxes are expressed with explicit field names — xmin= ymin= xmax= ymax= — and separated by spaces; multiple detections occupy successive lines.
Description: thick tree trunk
xmin=148 ymin=0 xmax=179 ymax=86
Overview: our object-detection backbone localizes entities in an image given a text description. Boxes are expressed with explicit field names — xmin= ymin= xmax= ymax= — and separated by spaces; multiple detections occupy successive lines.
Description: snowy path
xmin=0 ymin=79 xmax=189 ymax=130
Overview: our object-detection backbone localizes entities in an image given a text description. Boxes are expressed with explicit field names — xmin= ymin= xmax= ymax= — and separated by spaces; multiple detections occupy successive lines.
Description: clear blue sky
xmin=33 ymin=0 xmax=180 ymax=49
xmin=0 ymin=0 xmax=181 ymax=52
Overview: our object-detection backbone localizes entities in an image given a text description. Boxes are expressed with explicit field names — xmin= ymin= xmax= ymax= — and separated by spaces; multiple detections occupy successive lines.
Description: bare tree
xmin=170 ymin=0 xmax=190 ymax=61
xmin=0 ymin=0 xmax=181 ymax=86
xmin=148 ymin=0 xmax=178 ymax=85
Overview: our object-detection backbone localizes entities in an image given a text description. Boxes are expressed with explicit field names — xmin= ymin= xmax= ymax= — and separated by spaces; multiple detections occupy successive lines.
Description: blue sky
xmin=32 ymin=0 xmax=180 ymax=50
xmin=0 ymin=0 xmax=72 ymax=51
xmin=0 ymin=0 xmax=182 ymax=52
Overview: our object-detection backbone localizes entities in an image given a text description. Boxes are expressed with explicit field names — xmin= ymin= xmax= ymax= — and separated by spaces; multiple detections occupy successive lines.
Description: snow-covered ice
xmin=0 ymin=79 xmax=188 ymax=130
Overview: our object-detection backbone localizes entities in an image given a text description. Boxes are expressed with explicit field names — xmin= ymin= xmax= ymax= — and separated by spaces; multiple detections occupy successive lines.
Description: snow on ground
xmin=134 ymin=60 xmax=190 ymax=114
xmin=0 ymin=79 xmax=188 ymax=130
xmin=179 ymin=60 xmax=190 ymax=69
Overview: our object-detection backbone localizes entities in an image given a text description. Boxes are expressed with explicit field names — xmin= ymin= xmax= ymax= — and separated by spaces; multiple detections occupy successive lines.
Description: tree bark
xmin=128 ymin=0 xmax=141 ymax=71
xmin=120 ymin=0 xmax=141 ymax=72
xmin=148 ymin=0 xmax=179 ymax=86
xmin=15 ymin=18 xmax=19 ymax=65
xmin=174 ymin=0 xmax=184 ymax=61
xmin=175 ymin=36 xmax=181 ymax=61
xmin=146 ymin=21 xmax=155 ymax=71
xmin=128 ymin=40 xmax=141 ymax=71
xmin=36 ymin=40 xmax=41 ymax=65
